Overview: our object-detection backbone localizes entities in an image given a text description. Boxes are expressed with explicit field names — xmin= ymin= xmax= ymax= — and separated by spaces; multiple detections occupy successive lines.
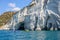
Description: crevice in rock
xmin=17 ymin=22 xmax=25 ymax=30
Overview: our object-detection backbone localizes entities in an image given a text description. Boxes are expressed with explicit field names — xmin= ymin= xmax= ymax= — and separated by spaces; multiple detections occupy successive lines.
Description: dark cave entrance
xmin=48 ymin=23 xmax=52 ymax=30
xmin=17 ymin=22 xmax=25 ymax=30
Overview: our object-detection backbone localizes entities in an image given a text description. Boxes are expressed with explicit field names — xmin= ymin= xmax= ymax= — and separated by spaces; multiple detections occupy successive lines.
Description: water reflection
xmin=0 ymin=31 xmax=60 ymax=40
xmin=14 ymin=31 xmax=60 ymax=40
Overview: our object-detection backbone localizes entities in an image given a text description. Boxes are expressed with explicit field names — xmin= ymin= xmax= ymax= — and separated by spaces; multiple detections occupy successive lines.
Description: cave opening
xmin=17 ymin=22 xmax=25 ymax=30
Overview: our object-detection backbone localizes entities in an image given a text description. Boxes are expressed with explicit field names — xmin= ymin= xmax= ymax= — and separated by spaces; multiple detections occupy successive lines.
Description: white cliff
xmin=1 ymin=0 xmax=60 ymax=31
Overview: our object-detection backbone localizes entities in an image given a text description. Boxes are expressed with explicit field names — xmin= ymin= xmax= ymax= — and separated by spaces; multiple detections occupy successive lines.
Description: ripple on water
xmin=0 ymin=31 xmax=60 ymax=40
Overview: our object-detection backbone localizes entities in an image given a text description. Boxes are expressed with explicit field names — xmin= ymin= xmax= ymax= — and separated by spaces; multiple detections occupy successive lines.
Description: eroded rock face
xmin=2 ymin=0 xmax=60 ymax=31
xmin=46 ymin=0 xmax=60 ymax=30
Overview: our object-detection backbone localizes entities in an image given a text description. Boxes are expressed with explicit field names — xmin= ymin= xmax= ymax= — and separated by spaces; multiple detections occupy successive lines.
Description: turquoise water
xmin=0 ymin=31 xmax=60 ymax=40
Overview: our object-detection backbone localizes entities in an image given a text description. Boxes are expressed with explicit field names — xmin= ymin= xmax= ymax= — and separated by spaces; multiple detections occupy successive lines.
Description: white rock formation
xmin=1 ymin=0 xmax=60 ymax=30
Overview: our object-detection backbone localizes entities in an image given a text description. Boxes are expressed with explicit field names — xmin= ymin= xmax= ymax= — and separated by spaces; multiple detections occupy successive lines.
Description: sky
xmin=0 ymin=0 xmax=32 ymax=15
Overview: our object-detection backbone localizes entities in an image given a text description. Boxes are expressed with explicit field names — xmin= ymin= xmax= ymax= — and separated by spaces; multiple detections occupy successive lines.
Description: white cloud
xmin=8 ymin=3 xmax=20 ymax=11
xmin=12 ymin=7 xmax=20 ymax=11
xmin=8 ymin=3 xmax=16 ymax=7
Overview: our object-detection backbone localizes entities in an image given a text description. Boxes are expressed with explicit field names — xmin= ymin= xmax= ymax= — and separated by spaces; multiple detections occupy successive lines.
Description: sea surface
xmin=0 ymin=30 xmax=60 ymax=40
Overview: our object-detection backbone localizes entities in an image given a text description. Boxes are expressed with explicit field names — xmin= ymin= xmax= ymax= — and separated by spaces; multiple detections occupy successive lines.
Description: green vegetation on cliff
xmin=0 ymin=12 xmax=16 ymax=26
